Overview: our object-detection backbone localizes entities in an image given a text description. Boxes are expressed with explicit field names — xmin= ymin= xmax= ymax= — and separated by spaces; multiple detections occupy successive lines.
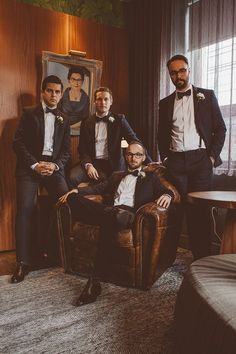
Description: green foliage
xmin=17 ymin=0 xmax=124 ymax=28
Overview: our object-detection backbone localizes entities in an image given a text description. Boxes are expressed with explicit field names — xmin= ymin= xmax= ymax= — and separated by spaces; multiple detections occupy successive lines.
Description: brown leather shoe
xmin=11 ymin=262 xmax=30 ymax=283
xmin=75 ymin=277 xmax=102 ymax=306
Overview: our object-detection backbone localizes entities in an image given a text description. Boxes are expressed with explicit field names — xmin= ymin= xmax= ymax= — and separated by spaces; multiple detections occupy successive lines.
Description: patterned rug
xmin=0 ymin=248 xmax=192 ymax=354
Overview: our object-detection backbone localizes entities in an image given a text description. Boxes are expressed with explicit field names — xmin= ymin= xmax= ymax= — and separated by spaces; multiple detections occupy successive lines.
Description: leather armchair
xmin=56 ymin=164 xmax=181 ymax=289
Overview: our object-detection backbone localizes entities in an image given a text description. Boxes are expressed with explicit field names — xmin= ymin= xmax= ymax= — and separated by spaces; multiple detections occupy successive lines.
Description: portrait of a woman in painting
xmin=59 ymin=66 xmax=90 ymax=126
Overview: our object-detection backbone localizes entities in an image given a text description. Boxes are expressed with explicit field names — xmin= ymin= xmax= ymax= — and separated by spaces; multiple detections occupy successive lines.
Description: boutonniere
xmin=138 ymin=170 xmax=146 ymax=179
xmin=108 ymin=116 xmax=115 ymax=123
xmin=196 ymin=92 xmax=205 ymax=102
xmin=56 ymin=115 xmax=64 ymax=125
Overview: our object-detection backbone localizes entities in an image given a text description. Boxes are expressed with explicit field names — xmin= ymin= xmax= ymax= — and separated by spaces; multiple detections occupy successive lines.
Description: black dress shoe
xmin=11 ymin=262 xmax=30 ymax=283
xmin=75 ymin=277 xmax=102 ymax=306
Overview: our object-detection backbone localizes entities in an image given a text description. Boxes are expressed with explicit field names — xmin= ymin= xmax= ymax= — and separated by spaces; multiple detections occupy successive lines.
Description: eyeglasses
xmin=126 ymin=152 xmax=144 ymax=159
xmin=70 ymin=77 xmax=83 ymax=83
xmin=169 ymin=68 xmax=188 ymax=77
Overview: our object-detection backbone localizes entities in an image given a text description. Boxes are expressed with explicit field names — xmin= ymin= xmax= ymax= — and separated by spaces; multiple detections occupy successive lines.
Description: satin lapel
xmin=193 ymin=86 xmax=199 ymax=122
xmin=89 ymin=114 xmax=96 ymax=157
xmin=112 ymin=171 xmax=127 ymax=195
xmin=36 ymin=104 xmax=45 ymax=143
xmin=134 ymin=176 xmax=143 ymax=208
xmin=53 ymin=115 xmax=59 ymax=149
xmin=106 ymin=112 xmax=113 ymax=152
xmin=167 ymin=92 xmax=176 ymax=125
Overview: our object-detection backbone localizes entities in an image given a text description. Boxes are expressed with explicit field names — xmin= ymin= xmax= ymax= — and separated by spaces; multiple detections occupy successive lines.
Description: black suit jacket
xmin=78 ymin=170 xmax=174 ymax=211
xmin=79 ymin=112 xmax=152 ymax=171
xmin=158 ymin=86 xmax=226 ymax=167
xmin=13 ymin=103 xmax=71 ymax=175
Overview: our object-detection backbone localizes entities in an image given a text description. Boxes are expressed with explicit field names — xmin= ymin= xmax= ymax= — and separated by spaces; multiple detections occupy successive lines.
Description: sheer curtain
xmin=160 ymin=0 xmax=236 ymax=176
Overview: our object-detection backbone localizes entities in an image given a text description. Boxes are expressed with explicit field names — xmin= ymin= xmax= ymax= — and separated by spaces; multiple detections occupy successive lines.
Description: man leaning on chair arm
xmin=59 ymin=141 xmax=174 ymax=306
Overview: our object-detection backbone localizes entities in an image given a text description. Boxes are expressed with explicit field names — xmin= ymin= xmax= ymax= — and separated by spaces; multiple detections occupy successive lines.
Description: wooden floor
xmin=0 ymin=251 xmax=16 ymax=276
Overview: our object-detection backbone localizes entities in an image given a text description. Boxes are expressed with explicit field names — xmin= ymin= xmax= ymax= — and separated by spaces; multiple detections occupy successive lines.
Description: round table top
xmin=187 ymin=191 xmax=236 ymax=209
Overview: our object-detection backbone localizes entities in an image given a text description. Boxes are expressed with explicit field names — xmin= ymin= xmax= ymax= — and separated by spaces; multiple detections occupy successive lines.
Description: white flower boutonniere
xmin=56 ymin=116 xmax=64 ymax=125
xmin=138 ymin=170 xmax=146 ymax=179
xmin=108 ymin=116 xmax=115 ymax=123
xmin=196 ymin=92 xmax=205 ymax=102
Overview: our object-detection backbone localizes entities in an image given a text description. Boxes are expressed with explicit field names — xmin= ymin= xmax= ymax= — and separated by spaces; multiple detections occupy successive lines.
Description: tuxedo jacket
xmin=13 ymin=103 xmax=71 ymax=176
xmin=79 ymin=112 xmax=151 ymax=171
xmin=78 ymin=170 xmax=174 ymax=211
xmin=158 ymin=86 xmax=226 ymax=167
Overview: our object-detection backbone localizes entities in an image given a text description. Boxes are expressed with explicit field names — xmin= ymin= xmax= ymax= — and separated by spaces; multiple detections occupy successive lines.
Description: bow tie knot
xmin=127 ymin=170 xmax=140 ymax=177
xmin=177 ymin=89 xmax=191 ymax=99
xmin=45 ymin=107 xmax=58 ymax=115
xmin=95 ymin=115 xmax=108 ymax=123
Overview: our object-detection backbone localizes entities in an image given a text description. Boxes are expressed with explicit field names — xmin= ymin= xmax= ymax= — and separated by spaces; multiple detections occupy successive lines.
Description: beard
xmin=173 ymin=77 xmax=189 ymax=90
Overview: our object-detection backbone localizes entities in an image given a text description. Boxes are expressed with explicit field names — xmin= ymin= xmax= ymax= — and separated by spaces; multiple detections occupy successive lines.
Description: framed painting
xmin=42 ymin=50 xmax=102 ymax=135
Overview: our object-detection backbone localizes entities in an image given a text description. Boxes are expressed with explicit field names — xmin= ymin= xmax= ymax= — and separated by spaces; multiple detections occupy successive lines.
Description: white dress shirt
xmin=95 ymin=117 xmax=108 ymax=160
xmin=171 ymin=85 xmax=206 ymax=151
xmin=114 ymin=168 xmax=142 ymax=208
xmin=42 ymin=101 xmax=56 ymax=156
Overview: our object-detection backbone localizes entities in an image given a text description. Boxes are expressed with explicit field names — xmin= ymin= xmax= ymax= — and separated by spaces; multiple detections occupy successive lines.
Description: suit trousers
xmin=67 ymin=193 xmax=135 ymax=276
xmin=15 ymin=170 xmax=68 ymax=264
xmin=166 ymin=148 xmax=213 ymax=259
xmin=68 ymin=159 xmax=112 ymax=188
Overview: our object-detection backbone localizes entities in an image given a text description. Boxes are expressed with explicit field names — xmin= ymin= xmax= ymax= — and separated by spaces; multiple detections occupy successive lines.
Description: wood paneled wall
xmin=0 ymin=0 xmax=129 ymax=251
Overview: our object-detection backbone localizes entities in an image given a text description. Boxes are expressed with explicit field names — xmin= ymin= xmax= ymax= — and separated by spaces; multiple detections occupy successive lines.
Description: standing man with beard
xmin=158 ymin=54 xmax=226 ymax=260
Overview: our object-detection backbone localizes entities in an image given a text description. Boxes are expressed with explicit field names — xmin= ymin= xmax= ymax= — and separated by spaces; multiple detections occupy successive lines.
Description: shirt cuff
xmin=85 ymin=163 xmax=93 ymax=170
xmin=54 ymin=164 xmax=59 ymax=171
xmin=31 ymin=162 xmax=39 ymax=170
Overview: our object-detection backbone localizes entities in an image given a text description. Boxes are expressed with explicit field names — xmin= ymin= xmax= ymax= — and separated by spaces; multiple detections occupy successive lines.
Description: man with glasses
xmin=68 ymin=86 xmax=151 ymax=188
xmin=59 ymin=141 xmax=173 ymax=305
xmin=158 ymin=54 xmax=226 ymax=260
xmin=11 ymin=75 xmax=70 ymax=283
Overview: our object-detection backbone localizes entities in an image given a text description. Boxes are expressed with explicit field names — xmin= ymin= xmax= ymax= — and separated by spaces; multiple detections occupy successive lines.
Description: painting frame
xmin=42 ymin=50 xmax=103 ymax=135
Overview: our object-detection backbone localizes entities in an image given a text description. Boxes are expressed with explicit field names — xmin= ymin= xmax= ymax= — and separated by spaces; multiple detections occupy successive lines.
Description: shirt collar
xmin=42 ymin=101 xmax=57 ymax=112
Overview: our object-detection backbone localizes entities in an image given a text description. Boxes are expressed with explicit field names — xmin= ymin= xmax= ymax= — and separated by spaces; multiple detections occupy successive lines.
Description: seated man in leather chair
xmin=59 ymin=141 xmax=174 ymax=306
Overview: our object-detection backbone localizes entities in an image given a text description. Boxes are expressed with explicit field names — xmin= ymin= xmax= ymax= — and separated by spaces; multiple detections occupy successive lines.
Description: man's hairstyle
xmin=167 ymin=54 xmax=189 ymax=69
xmin=126 ymin=140 xmax=146 ymax=155
xmin=94 ymin=87 xmax=113 ymax=100
xmin=67 ymin=66 xmax=85 ymax=81
xmin=41 ymin=75 xmax=63 ymax=92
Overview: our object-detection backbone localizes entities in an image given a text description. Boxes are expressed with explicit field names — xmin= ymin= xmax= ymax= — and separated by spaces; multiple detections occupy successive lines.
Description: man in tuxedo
xmin=69 ymin=86 xmax=152 ymax=187
xmin=59 ymin=141 xmax=173 ymax=306
xmin=158 ymin=54 xmax=226 ymax=260
xmin=11 ymin=75 xmax=70 ymax=283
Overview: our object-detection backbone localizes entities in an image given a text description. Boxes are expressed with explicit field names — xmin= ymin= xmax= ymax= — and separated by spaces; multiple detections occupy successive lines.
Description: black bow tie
xmin=127 ymin=170 xmax=140 ymax=177
xmin=177 ymin=89 xmax=191 ymax=99
xmin=95 ymin=115 xmax=108 ymax=123
xmin=45 ymin=107 xmax=58 ymax=115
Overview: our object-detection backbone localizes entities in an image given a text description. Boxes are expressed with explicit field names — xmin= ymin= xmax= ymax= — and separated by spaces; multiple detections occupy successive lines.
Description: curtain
xmin=125 ymin=0 xmax=163 ymax=160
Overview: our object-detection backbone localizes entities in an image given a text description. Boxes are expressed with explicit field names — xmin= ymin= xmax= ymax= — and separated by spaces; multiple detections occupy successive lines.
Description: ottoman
xmin=175 ymin=254 xmax=236 ymax=354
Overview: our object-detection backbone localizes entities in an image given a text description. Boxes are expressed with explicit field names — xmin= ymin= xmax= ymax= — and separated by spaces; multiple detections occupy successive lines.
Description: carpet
xmin=0 ymin=248 xmax=192 ymax=354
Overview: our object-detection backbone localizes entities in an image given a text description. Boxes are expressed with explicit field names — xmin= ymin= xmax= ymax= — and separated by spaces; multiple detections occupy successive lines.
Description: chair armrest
xmin=133 ymin=201 xmax=172 ymax=246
